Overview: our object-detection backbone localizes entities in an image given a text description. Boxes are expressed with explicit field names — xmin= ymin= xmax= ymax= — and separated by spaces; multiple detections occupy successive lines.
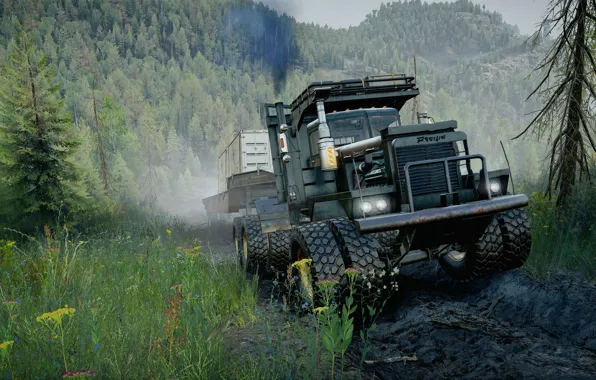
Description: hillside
xmin=0 ymin=0 xmax=546 ymax=222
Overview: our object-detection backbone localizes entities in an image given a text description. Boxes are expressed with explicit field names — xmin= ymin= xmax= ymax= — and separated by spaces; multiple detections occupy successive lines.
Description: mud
xmin=344 ymin=263 xmax=596 ymax=379
xmin=198 ymin=224 xmax=596 ymax=380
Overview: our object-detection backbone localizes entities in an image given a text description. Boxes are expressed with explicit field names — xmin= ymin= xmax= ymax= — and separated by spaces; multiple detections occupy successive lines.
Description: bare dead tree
xmin=78 ymin=45 xmax=110 ymax=191
xmin=514 ymin=0 xmax=596 ymax=206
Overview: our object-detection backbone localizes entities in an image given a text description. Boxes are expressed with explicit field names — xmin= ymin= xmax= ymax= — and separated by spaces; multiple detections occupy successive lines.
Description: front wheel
xmin=438 ymin=216 xmax=505 ymax=281
xmin=496 ymin=208 xmax=532 ymax=271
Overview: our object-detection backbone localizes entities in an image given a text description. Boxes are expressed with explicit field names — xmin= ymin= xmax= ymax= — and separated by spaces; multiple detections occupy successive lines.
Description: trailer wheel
xmin=288 ymin=222 xmax=346 ymax=307
xmin=327 ymin=218 xmax=390 ymax=306
xmin=438 ymin=216 xmax=506 ymax=281
xmin=241 ymin=216 xmax=269 ymax=275
xmin=233 ymin=217 xmax=244 ymax=267
xmin=268 ymin=231 xmax=290 ymax=276
xmin=496 ymin=209 xmax=532 ymax=270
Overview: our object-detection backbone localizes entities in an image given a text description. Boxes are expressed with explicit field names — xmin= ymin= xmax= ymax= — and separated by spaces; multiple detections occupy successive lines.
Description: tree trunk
xmin=93 ymin=94 xmax=110 ymax=191
xmin=557 ymin=0 xmax=586 ymax=206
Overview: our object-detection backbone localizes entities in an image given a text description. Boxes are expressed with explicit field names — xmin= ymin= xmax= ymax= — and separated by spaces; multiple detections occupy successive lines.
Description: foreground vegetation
xmin=0 ymin=213 xmax=396 ymax=379
xmin=1 ymin=176 xmax=595 ymax=379
xmin=521 ymin=168 xmax=596 ymax=281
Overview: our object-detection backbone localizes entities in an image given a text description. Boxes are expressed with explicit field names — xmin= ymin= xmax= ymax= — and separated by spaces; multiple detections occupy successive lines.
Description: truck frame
xmin=203 ymin=74 xmax=532 ymax=305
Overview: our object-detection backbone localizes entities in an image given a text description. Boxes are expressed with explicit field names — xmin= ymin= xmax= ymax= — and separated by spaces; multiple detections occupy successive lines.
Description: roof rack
xmin=290 ymin=74 xmax=418 ymax=126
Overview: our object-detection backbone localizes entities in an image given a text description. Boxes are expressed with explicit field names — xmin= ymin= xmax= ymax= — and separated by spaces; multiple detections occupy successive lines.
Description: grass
xmin=0 ymin=215 xmax=393 ymax=380
xmin=0 ymin=220 xmax=268 ymax=379
xmin=518 ymin=173 xmax=596 ymax=282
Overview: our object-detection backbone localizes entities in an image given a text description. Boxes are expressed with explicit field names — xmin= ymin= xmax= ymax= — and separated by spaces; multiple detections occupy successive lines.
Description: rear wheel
xmin=241 ymin=216 xmax=269 ymax=275
xmin=438 ymin=216 xmax=506 ymax=281
xmin=268 ymin=231 xmax=290 ymax=276
xmin=288 ymin=222 xmax=346 ymax=307
xmin=496 ymin=209 xmax=532 ymax=270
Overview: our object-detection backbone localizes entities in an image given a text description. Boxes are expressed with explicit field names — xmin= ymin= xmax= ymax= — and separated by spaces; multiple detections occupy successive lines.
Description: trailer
xmin=202 ymin=128 xmax=288 ymax=222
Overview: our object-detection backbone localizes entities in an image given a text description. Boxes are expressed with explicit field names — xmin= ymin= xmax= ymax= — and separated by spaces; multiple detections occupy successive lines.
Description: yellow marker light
xmin=327 ymin=146 xmax=337 ymax=168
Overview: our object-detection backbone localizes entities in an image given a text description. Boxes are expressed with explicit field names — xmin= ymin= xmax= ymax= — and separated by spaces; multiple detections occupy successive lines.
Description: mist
xmin=260 ymin=0 xmax=551 ymax=36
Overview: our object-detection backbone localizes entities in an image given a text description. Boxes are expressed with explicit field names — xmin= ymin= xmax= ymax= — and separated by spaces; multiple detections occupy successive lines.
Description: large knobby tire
xmin=268 ymin=230 xmax=290 ymax=277
xmin=232 ymin=217 xmax=243 ymax=267
xmin=372 ymin=230 xmax=401 ymax=263
xmin=496 ymin=209 xmax=532 ymax=271
xmin=288 ymin=222 xmax=346 ymax=307
xmin=438 ymin=216 xmax=506 ymax=282
xmin=327 ymin=218 xmax=389 ymax=305
xmin=241 ymin=216 xmax=269 ymax=275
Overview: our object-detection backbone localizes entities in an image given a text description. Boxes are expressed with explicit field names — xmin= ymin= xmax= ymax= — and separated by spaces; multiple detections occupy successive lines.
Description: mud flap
xmin=255 ymin=198 xmax=291 ymax=234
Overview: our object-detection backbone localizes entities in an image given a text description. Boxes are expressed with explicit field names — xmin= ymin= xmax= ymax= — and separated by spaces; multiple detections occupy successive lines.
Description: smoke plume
xmin=225 ymin=2 xmax=299 ymax=94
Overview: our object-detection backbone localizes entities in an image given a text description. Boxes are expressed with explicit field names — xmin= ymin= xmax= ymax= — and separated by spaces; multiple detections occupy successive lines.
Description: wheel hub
xmin=447 ymin=243 xmax=467 ymax=262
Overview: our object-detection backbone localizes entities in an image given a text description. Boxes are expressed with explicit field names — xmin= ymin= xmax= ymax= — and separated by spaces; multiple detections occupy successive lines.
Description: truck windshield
xmin=369 ymin=113 xmax=400 ymax=136
xmin=309 ymin=109 xmax=400 ymax=153
xmin=328 ymin=117 xmax=364 ymax=146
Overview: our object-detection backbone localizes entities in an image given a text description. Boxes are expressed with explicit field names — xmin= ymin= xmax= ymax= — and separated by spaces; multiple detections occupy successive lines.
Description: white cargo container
xmin=217 ymin=130 xmax=273 ymax=193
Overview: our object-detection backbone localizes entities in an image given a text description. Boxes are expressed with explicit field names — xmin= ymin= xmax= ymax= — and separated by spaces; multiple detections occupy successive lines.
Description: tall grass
xmin=0 ymin=220 xmax=271 ymax=379
xmin=518 ymin=166 xmax=596 ymax=281
xmin=0 ymin=212 xmax=398 ymax=379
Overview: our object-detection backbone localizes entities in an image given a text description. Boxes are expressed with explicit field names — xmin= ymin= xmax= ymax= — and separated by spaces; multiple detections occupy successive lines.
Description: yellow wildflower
xmin=166 ymin=229 xmax=172 ymax=235
xmin=0 ymin=340 xmax=14 ymax=351
xmin=313 ymin=306 xmax=328 ymax=315
xmin=292 ymin=258 xmax=314 ymax=300
xmin=36 ymin=307 xmax=76 ymax=323
xmin=291 ymin=258 xmax=313 ymax=270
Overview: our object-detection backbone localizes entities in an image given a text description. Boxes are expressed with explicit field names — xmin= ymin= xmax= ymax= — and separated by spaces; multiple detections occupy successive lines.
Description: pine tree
xmin=514 ymin=0 xmax=596 ymax=206
xmin=0 ymin=31 xmax=84 ymax=224
xmin=138 ymin=104 xmax=164 ymax=208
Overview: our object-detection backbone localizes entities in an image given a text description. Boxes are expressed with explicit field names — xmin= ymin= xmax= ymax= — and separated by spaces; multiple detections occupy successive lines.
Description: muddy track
xmin=200 ymin=224 xmax=596 ymax=379
xmin=342 ymin=262 xmax=596 ymax=379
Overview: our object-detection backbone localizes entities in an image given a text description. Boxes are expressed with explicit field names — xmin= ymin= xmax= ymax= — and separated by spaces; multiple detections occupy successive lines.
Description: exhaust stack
xmin=307 ymin=101 xmax=338 ymax=171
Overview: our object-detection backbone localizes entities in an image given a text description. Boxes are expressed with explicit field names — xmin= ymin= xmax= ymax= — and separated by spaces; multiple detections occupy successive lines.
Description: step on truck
xmin=202 ymin=74 xmax=532 ymax=305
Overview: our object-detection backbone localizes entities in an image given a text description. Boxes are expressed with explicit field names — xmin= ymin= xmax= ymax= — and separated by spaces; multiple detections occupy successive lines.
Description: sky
xmin=261 ymin=0 xmax=551 ymax=36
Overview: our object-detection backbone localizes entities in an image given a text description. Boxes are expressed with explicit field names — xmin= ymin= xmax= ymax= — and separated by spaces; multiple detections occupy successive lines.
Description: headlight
xmin=490 ymin=181 xmax=501 ymax=194
xmin=361 ymin=201 xmax=373 ymax=213
xmin=376 ymin=199 xmax=388 ymax=211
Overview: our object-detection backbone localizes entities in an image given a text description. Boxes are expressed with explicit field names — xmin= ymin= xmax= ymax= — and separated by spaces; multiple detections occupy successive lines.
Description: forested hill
xmin=298 ymin=0 xmax=525 ymax=71
xmin=0 ymin=0 xmax=546 ymax=222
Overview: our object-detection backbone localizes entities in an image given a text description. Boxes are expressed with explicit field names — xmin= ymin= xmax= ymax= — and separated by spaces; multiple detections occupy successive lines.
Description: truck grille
xmin=396 ymin=142 xmax=460 ymax=196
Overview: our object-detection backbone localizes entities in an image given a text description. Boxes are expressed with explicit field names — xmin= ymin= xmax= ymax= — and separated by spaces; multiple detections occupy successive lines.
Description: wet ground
xmin=199 ymin=222 xmax=596 ymax=380
xmin=343 ymin=263 xmax=596 ymax=379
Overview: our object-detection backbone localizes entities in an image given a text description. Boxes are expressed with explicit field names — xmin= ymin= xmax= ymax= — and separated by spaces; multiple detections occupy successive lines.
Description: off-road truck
xmin=204 ymin=74 xmax=531 ymax=302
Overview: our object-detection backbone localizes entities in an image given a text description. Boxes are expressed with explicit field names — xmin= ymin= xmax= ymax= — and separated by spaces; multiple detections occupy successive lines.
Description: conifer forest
xmin=0 ymin=1 xmax=595 ymax=379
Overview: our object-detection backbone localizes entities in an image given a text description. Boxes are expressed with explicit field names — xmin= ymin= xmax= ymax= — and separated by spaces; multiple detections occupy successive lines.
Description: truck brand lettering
xmin=417 ymin=134 xmax=447 ymax=143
